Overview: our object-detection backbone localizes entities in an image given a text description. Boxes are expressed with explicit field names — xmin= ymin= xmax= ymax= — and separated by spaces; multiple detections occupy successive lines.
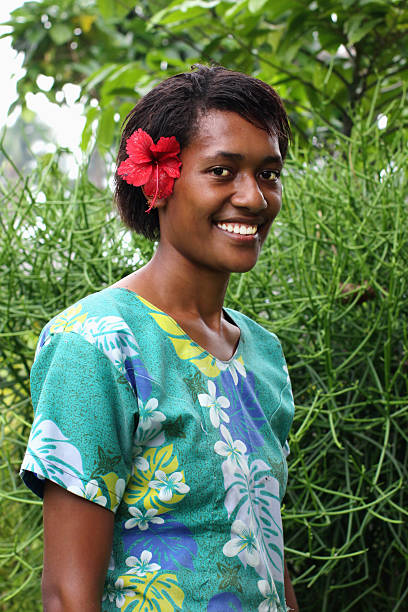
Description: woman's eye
xmin=260 ymin=170 xmax=279 ymax=181
xmin=211 ymin=167 xmax=230 ymax=177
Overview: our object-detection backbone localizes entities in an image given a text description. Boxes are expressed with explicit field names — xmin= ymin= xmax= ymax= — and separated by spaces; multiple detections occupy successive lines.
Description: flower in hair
xmin=118 ymin=128 xmax=182 ymax=212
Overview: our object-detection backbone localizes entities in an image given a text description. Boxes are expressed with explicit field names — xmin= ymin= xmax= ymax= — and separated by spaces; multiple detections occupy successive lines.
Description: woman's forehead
xmin=186 ymin=109 xmax=281 ymax=161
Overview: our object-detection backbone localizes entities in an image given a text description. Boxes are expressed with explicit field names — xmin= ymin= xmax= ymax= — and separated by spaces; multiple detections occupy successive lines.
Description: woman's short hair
xmin=115 ymin=64 xmax=291 ymax=240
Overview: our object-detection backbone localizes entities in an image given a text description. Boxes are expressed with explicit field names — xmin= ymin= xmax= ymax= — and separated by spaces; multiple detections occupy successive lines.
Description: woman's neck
xmin=114 ymin=244 xmax=230 ymax=327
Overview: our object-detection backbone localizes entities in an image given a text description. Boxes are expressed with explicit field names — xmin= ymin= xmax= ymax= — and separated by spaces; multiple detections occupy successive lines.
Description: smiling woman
xmin=20 ymin=65 xmax=298 ymax=612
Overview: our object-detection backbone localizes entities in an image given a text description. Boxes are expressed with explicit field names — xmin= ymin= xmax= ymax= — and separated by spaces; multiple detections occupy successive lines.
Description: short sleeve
xmin=20 ymin=332 xmax=138 ymax=513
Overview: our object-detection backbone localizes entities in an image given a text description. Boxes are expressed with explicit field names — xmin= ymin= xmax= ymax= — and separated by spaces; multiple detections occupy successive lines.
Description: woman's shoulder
xmin=34 ymin=288 xmax=149 ymax=363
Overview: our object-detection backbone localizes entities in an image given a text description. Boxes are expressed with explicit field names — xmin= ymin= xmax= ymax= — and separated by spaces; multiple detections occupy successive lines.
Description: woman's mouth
xmin=216 ymin=222 xmax=258 ymax=236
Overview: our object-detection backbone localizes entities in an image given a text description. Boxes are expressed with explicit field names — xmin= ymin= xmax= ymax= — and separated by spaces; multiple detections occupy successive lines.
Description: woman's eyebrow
xmin=205 ymin=151 xmax=282 ymax=164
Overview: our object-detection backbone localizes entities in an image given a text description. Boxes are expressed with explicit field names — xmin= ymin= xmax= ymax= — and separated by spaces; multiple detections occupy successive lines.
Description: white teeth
xmin=217 ymin=222 xmax=258 ymax=235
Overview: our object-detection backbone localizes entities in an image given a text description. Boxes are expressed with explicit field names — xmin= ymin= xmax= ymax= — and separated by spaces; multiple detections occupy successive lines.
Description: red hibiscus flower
xmin=117 ymin=128 xmax=182 ymax=213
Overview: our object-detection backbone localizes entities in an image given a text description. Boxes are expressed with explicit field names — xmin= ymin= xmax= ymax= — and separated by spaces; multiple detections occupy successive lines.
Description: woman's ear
xmin=141 ymin=188 xmax=168 ymax=210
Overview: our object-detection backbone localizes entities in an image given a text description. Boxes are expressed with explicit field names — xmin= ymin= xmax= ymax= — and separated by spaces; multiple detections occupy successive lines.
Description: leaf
xmin=119 ymin=571 xmax=185 ymax=611
xmin=138 ymin=296 xmax=221 ymax=377
xmin=97 ymin=0 xmax=135 ymax=19
xmin=78 ymin=315 xmax=140 ymax=364
xmin=346 ymin=17 xmax=383 ymax=45
xmin=122 ymin=513 xmax=197 ymax=571
xmin=49 ymin=24 xmax=72 ymax=45
xmin=124 ymin=444 xmax=188 ymax=514
xmin=248 ymin=0 xmax=269 ymax=13
xmin=221 ymin=371 xmax=267 ymax=453
xmin=80 ymin=105 xmax=100 ymax=153
xmin=222 ymin=457 xmax=284 ymax=585
xmin=149 ymin=0 xmax=220 ymax=27
xmin=21 ymin=414 xmax=84 ymax=488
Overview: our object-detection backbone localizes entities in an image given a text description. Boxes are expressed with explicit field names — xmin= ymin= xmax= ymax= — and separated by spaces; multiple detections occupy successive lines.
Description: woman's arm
xmin=284 ymin=560 xmax=299 ymax=612
xmin=42 ymin=481 xmax=114 ymax=611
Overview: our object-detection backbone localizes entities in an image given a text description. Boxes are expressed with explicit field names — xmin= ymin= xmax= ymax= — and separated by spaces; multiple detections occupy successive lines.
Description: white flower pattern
xmin=214 ymin=424 xmax=249 ymax=473
xmin=198 ymin=380 xmax=230 ymax=428
xmin=124 ymin=507 xmax=164 ymax=531
xmin=67 ymin=479 xmax=107 ymax=507
xmin=138 ymin=397 xmax=166 ymax=430
xmin=215 ymin=357 xmax=246 ymax=385
xmin=223 ymin=519 xmax=260 ymax=567
xmin=102 ymin=577 xmax=136 ymax=608
xmin=257 ymin=579 xmax=280 ymax=612
xmin=148 ymin=470 xmax=190 ymax=501
xmin=125 ymin=550 xmax=161 ymax=576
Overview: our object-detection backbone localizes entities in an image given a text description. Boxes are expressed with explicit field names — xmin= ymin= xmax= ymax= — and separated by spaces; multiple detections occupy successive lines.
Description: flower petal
xmin=116 ymin=593 xmax=126 ymax=607
xmin=258 ymin=580 xmax=271 ymax=597
xmin=125 ymin=556 xmax=138 ymax=568
xmin=145 ymin=398 xmax=158 ymax=412
xmin=223 ymin=537 xmax=246 ymax=557
xmin=209 ymin=406 xmax=220 ymax=428
xmin=85 ymin=480 xmax=99 ymax=498
xmin=151 ymin=135 xmax=180 ymax=156
xmin=207 ymin=380 xmax=216 ymax=397
xmin=214 ymin=440 xmax=229 ymax=456
xmin=234 ymin=358 xmax=246 ymax=377
xmin=175 ymin=482 xmax=190 ymax=494
xmin=219 ymin=409 xmax=230 ymax=423
xmin=234 ymin=439 xmax=248 ymax=454
xmin=134 ymin=456 xmax=149 ymax=472
xmin=144 ymin=169 xmax=175 ymax=200
xmin=118 ymin=159 xmax=152 ymax=186
xmin=129 ymin=507 xmax=143 ymax=518
xmin=158 ymin=487 xmax=173 ymax=501
xmin=140 ymin=550 xmax=152 ymax=563
xmin=245 ymin=545 xmax=260 ymax=567
xmin=161 ymin=157 xmax=182 ymax=177
xmin=146 ymin=508 xmax=159 ymax=518
xmin=126 ymin=129 xmax=154 ymax=162
xmin=218 ymin=396 xmax=230 ymax=409
xmin=231 ymin=519 xmax=248 ymax=536
xmin=198 ymin=393 xmax=212 ymax=407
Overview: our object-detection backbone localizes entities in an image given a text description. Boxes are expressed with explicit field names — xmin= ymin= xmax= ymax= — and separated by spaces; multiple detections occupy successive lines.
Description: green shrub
xmin=1 ymin=115 xmax=407 ymax=610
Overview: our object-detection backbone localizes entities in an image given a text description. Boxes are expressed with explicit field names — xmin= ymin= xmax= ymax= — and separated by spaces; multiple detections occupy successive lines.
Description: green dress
xmin=21 ymin=288 xmax=294 ymax=612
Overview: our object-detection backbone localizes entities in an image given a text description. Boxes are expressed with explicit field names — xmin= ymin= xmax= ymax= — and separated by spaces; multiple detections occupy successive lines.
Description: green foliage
xmin=1 ymin=106 xmax=407 ymax=609
xmin=4 ymin=0 xmax=408 ymax=152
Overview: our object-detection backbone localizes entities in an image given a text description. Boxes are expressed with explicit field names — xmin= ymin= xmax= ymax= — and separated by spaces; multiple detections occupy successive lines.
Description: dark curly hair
xmin=114 ymin=65 xmax=291 ymax=240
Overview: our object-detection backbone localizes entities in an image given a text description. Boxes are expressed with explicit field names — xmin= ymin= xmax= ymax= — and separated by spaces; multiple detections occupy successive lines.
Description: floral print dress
xmin=21 ymin=288 xmax=294 ymax=612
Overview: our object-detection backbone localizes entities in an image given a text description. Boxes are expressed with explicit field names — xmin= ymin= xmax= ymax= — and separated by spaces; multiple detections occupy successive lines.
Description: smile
xmin=216 ymin=222 xmax=258 ymax=236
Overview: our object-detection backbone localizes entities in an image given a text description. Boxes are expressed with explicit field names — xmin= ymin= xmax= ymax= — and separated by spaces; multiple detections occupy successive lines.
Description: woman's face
xmin=157 ymin=110 xmax=283 ymax=275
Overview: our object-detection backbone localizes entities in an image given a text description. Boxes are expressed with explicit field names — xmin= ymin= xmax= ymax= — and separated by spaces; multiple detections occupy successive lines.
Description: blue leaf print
xmin=124 ymin=356 xmax=152 ymax=399
xmin=221 ymin=371 xmax=267 ymax=453
xmin=122 ymin=513 xmax=197 ymax=571
xmin=207 ymin=592 xmax=243 ymax=611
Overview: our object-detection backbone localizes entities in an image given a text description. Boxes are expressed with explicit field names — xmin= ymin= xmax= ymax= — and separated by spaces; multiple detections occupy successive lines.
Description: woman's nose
xmin=230 ymin=175 xmax=267 ymax=211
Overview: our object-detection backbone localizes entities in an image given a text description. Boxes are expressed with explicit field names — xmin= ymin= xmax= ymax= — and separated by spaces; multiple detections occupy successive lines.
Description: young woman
xmin=21 ymin=65 xmax=298 ymax=612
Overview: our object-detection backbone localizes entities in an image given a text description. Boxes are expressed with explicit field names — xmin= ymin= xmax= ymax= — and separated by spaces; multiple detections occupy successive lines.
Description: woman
xmin=21 ymin=65 xmax=298 ymax=612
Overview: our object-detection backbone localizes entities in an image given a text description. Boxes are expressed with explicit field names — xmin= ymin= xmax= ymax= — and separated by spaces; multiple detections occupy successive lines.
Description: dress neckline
xmin=106 ymin=287 xmax=242 ymax=365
